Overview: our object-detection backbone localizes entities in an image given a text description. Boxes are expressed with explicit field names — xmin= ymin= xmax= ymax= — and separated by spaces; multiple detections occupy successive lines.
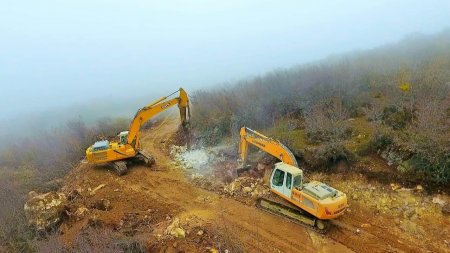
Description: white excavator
xmin=238 ymin=127 xmax=347 ymax=231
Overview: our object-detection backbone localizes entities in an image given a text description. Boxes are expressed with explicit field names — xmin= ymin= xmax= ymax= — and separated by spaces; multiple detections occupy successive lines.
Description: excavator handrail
xmin=239 ymin=126 xmax=298 ymax=167
xmin=126 ymin=88 xmax=189 ymax=148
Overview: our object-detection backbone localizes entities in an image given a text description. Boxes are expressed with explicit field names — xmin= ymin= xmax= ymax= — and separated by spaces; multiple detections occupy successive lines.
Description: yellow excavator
xmin=86 ymin=88 xmax=190 ymax=175
xmin=239 ymin=127 xmax=347 ymax=231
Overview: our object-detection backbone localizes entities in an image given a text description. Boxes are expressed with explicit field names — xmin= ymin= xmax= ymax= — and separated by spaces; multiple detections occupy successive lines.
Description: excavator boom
xmin=127 ymin=88 xmax=189 ymax=148
xmin=86 ymin=88 xmax=190 ymax=175
xmin=239 ymin=127 xmax=298 ymax=167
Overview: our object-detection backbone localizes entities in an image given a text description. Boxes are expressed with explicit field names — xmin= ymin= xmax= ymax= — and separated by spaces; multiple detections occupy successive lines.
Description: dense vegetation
xmin=191 ymin=30 xmax=450 ymax=184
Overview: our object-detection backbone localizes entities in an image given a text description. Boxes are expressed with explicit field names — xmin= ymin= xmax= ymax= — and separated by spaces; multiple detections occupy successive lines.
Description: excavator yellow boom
xmin=85 ymin=88 xmax=189 ymax=175
xmin=239 ymin=127 xmax=298 ymax=167
xmin=127 ymin=88 xmax=189 ymax=149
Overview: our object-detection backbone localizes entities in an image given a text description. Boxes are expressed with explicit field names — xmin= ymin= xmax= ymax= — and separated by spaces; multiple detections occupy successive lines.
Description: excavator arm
xmin=239 ymin=127 xmax=298 ymax=167
xmin=127 ymin=88 xmax=189 ymax=149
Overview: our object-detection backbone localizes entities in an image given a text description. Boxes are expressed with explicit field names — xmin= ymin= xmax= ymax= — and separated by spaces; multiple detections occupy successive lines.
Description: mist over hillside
xmin=0 ymin=91 xmax=168 ymax=143
xmin=2 ymin=29 xmax=449 ymax=146
xmin=192 ymin=29 xmax=450 ymax=183
xmin=1 ymin=3 xmax=449 ymax=251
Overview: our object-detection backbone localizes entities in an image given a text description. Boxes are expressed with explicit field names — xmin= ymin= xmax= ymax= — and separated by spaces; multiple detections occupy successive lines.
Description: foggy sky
xmin=1 ymin=0 xmax=450 ymax=120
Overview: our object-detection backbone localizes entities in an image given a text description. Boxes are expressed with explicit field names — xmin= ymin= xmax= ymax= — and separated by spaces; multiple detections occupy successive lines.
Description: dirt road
xmin=60 ymin=117 xmax=450 ymax=253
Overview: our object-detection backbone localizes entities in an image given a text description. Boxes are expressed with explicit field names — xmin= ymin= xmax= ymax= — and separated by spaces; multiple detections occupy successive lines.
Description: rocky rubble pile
xmin=329 ymin=173 xmax=450 ymax=238
xmin=187 ymin=171 xmax=270 ymax=200
xmin=347 ymin=183 xmax=430 ymax=217
xmin=24 ymin=191 xmax=67 ymax=230
xmin=170 ymin=145 xmax=270 ymax=201
xmin=148 ymin=214 xmax=228 ymax=252
xmin=170 ymin=145 xmax=228 ymax=172
xmin=153 ymin=215 xmax=205 ymax=241
xmin=24 ymin=183 xmax=113 ymax=231
xmin=170 ymin=145 xmax=211 ymax=171
xmin=190 ymin=173 xmax=225 ymax=192
xmin=224 ymin=177 xmax=270 ymax=198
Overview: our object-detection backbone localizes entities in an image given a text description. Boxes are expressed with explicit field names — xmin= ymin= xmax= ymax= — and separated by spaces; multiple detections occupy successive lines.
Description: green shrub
xmin=304 ymin=98 xmax=353 ymax=143
xmin=370 ymin=130 xmax=393 ymax=151
xmin=305 ymin=124 xmax=352 ymax=143
xmin=305 ymin=129 xmax=328 ymax=143
xmin=305 ymin=142 xmax=355 ymax=169
xmin=354 ymin=128 xmax=394 ymax=156
xmin=410 ymin=152 xmax=450 ymax=184
xmin=406 ymin=133 xmax=450 ymax=184
xmin=381 ymin=106 xmax=414 ymax=130
xmin=197 ymin=127 xmax=226 ymax=146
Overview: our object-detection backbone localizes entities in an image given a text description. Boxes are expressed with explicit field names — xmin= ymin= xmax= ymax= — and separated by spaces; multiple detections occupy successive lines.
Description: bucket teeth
xmin=236 ymin=165 xmax=252 ymax=176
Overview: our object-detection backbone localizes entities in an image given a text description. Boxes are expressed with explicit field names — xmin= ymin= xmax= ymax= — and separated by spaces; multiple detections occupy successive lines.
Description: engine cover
xmin=92 ymin=140 xmax=109 ymax=151
xmin=303 ymin=181 xmax=338 ymax=200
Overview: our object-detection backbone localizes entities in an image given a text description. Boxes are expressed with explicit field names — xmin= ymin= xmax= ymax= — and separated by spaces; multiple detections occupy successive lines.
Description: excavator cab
xmin=118 ymin=131 xmax=129 ymax=145
xmin=270 ymin=162 xmax=303 ymax=199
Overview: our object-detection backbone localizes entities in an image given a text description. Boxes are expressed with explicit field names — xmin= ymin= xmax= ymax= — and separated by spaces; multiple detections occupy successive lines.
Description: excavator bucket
xmin=236 ymin=165 xmax=252 ymax=177
xmin=178 ymin=88 xmax=190 ymax=128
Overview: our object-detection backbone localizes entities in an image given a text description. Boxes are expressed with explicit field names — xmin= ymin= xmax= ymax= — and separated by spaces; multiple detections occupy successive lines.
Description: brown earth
xmin=57 ymin=116 xmax=450 ymax=253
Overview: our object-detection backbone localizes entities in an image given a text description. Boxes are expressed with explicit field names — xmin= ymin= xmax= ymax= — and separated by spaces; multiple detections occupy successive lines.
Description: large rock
xmin=251 ymin=184 xmax=269 ymax=197
xmin=24 ymin=191 xmax=67 ymax=230
xmin=92 ymin=199 xmax=111 ymax=211
xmin=242 ymin=186 xmax=252 ymax=194
xmin=229 ymin=180 xmax=242 ymax=192
xmin=399 ymin=220 xmax=425 ymax=236
xmin=73 ymin=207 xmax=89 ymax=220
xmin=432 ymin=196 xmax=446 ymax=206
xmin=165 ymin=218 xmax=185 ymax=238
xmin=442 ymin=204 xmax=450 ymax=215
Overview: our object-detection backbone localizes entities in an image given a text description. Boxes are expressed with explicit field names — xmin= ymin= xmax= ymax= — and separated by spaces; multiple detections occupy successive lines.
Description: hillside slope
xmin=39 ymin=117 xmax=450 ymax=253
xmin=190 ymin=30 xmax=450 ymax=185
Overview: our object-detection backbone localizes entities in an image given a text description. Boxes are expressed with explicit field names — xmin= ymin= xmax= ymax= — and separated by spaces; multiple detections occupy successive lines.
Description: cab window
xmin=272 ymin=169 xmax=285 ymax=187
xmin=286 ymin=173 xmax=292 ymax=189
xmin=293 ymin=175 xmax=302 ymax=189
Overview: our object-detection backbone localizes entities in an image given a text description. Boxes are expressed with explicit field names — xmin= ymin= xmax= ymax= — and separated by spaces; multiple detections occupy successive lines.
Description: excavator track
xmin=256 ymin=195 xmax=330 ymax=234
xmin=111 ymin=161 xmax=128 ymax=176
xmin=136 ymin=150 xmax=156 ymax=167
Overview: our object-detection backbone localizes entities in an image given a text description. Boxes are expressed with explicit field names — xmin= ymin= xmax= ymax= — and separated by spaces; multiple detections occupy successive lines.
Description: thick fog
xmin=1 ymin=0 xmax=449 ymax=120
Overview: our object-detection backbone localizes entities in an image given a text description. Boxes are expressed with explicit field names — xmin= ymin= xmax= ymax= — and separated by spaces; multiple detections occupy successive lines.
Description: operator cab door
xmin=271 ymin=168 xmax=292 ymax=199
